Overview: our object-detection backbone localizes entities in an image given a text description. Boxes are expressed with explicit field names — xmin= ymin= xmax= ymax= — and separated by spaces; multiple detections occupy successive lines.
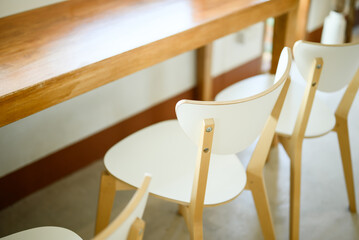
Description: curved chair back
xmin=175 ymin=48 xmax=292 ymax=154
xmin=294 ymin=41 xmax=359 ymax=92
xmin=93 ymin=174 xmax=151 ymax=240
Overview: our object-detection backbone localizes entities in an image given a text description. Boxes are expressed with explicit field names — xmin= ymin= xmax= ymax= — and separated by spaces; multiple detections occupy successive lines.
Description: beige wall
xmin=306 ymin=0 xmax=359 ymax=32
xmin=0 ymin=0 xmax=264 ymax=177
xmin=0 ymin=0 xmax=64 ymax=17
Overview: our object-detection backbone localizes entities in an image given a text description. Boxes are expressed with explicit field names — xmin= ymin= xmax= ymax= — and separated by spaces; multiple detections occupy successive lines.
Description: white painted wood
xmin=178 ymin=48 xmax=291 ymax=154
xmin=216 ymin=72 xmax=336 ymax=138
xmin=104 ymin=48 xmax=290 ymax=207
xmin=0 ymin=226 xmax=82 ymax=240
xmin=215 ymin=73 xmax=275 ymax=101
xmin=276 ymin=80 xmax=336 ymax=137
xmin=105 ymin=120 xmax=246 ymax=206
xmin=294 ymin=41 xmax=359 ymax=92
xmin=216 ymin=42 xmax=359 ymax=137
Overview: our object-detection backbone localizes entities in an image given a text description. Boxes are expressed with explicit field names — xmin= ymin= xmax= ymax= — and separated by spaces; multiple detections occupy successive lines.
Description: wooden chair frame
xmin=277 ymin=59 xmax=359 ymax=240
xmin=95 ymin=75 xmax=291 ymax=240
xmin=0 ymin=175 xmax=150 ymax=240
xmin=94 ymin=174 xmax=150 ymax=240
xmin=245 ymin=76 xmax=291 ymax=239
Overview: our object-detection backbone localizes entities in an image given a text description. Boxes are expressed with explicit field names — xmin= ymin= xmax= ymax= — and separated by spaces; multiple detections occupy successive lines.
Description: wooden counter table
xmin=0 ymin=0 xmax=298 ymax=127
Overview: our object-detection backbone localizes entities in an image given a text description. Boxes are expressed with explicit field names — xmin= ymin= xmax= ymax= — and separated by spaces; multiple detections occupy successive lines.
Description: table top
xmin=0 ymin=0 xmax=297 ymax=127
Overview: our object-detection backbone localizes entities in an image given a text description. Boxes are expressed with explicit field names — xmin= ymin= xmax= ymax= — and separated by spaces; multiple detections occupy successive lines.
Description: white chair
xmin=216 ymin=40 xmax=359 ymax=240
xmin=95 ymin=47 xmax=292 ymax=240
xmin=1 ymin=174 xmax=151 ymax=240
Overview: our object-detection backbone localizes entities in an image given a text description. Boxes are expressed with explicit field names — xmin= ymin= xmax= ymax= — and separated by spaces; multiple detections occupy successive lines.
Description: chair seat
xmin=277 ymin=79 xmax=336 ymax=137
xmin=1 ymin=227 xmax=82 ymax=240
xmin=104 ymin=120 xmax=247 ymax=206
xmin=216 ymin=73 xmax=336 ymax=138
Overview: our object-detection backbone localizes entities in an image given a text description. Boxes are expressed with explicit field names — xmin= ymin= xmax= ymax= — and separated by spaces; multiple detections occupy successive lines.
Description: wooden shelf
xmin=0 ymin=0 xmax=297 ymax=127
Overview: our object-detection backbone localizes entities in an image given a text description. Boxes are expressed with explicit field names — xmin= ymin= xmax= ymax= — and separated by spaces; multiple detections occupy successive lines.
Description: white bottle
xmin=321 ymin=10 xmax=346 ymax=44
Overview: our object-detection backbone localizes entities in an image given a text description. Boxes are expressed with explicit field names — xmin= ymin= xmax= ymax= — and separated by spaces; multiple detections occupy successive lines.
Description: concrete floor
xmin=1 ymin=31 xmax=359 ymax=240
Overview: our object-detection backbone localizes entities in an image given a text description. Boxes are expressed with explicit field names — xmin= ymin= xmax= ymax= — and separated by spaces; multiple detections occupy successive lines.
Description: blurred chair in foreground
xmin=1 ymin=174 xmax=151 ymax=240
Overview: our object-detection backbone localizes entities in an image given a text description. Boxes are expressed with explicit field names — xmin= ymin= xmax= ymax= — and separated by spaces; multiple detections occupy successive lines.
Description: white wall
xmin=0 ymin=0 xmax=264 ymax=177
xmin=0 ymin=0 xmax=64 ymax=17
xmin=307 ymin=0 xmax=335 ymax=32
xmin=306 ymin=0 xmax=359 ymax=32
xmin=212 ymin=23 xmax=264 ymax=76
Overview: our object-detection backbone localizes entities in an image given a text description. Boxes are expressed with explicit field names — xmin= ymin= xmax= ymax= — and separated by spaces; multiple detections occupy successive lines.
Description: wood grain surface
xmin=0 ymin=0 xmax=297 ymax=127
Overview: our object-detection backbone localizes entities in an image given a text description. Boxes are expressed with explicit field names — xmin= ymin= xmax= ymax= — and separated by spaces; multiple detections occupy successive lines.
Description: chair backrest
xmin=175 ymin=47 xmax=292 ymax=154
xmin=93 ymin=174 xmax=151 ymax=240
xmin=293 ymin=40 xmax=359 ymax=92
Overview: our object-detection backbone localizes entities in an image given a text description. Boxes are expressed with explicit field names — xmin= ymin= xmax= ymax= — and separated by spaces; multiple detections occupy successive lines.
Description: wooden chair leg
xmin=127 ymin=217 xmax=146 ymax=240
xmin=271 ymin=133 xmax=279 ymax=148
xmin=289 ymin=150 xmax=302 ymax=240
xmin=190 ymin=218 xmax=203 ymax=240
xmin=95 ymin=171 xmax=117 ymax=235
xmin=187 ymin=206 xmax=203 ymax=240
xmin=278 ymin=135 xmax=302 ymax=240
xmin=266 ymin=134 xmax=279 ymax=164
xmin=335 ymin=120 xmax=357 ymax=213
xmin=177 ymin=204 xmax=185 ymax=216
xmin=250 ymin=177 xmax=275 ymax=240
xmin=178 ymin=204 xmax=192 ymax=234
